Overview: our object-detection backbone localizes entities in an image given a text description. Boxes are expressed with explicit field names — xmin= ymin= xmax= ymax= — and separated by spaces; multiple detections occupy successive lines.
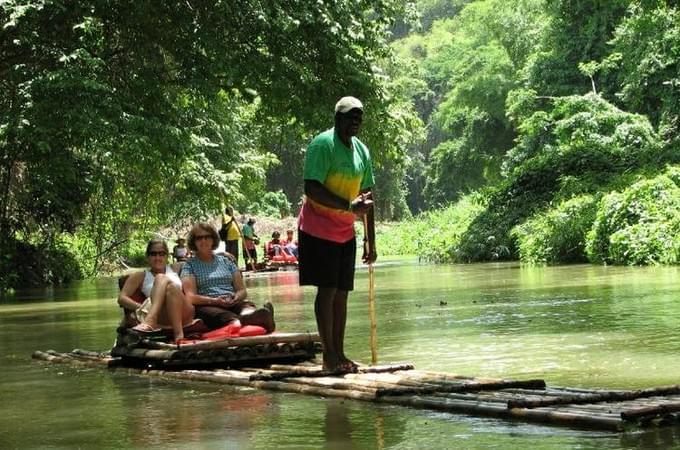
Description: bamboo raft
xmin=110 ymin=330 xmax=321 ymax=368
xmin=32 ymin=340 xmax=680 ymax=432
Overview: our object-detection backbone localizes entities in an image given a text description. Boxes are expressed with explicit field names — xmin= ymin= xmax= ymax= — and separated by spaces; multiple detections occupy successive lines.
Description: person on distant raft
xmin=297 ymin=96 xmax=377 ymax=373
xmin=219 ymin=205 xmax=241 ymax=262
xmin=181 ymin=222 xmax=275 ymax=333
xmin=118 ymin=239 xmax=196 ymax=343
xmin=172 ymin=237 xmax=189 ymax=262
xmin=241 ymin=218 xmax=259 ymax=269
xmin=265 ymin=231 xmax=284 ymax=259
xmin=282 ymin=229 xmax=298 ymax=258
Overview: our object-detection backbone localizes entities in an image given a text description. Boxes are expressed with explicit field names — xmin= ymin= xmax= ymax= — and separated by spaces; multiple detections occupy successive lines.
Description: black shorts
xmin=298 ymin=229 xmax=356 ymax=291
xmin=225 ymin=240 xmax=239 ymax=260
xmin=195 ymin=301 xmax=257 ymax=329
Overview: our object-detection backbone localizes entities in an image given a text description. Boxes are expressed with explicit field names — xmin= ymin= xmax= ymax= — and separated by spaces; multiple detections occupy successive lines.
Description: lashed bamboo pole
xmin=376 ymin=379 xmax=546 ymax=397
xmin=113 ymin=345 xmax=314 ymax=366
xmin=131 ymin=332 xmax=319 ymax=351
xmin=508 ymin=384 xmax=680 ymax=409
xmin=175 ymin=332 xmax=320 ymax=351
xmin=620 ymin=403 xmax=680 ymax=421
xmin=378 ymin=395 xmax=624 ymax=431
xmin=398 ymin=370 xmax=479 ymax=383
xmin=267 ymin=363 xmax=413 ymax=374
xmin=33 ymin=350 xmax=112 ymax=368
xmin=248 ymin=363 xmax=415 ymax=381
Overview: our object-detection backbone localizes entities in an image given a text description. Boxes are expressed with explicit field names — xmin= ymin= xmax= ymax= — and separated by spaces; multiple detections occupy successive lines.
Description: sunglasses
xmin=195 ymin=234 xmax=212 ymax=241
xmin=148 ymin=251 xmax=167 ymax=257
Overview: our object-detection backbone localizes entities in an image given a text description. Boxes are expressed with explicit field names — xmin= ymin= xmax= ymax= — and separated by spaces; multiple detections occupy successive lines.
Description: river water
xmin=2 ymin=261 xmax=680 ymax=449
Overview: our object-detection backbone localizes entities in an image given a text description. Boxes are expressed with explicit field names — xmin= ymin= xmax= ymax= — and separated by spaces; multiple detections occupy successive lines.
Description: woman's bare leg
xmin=164 ymin=283 xmax=194 ymax=341
xmin=143 ymin=275 xmax=171 ymax=328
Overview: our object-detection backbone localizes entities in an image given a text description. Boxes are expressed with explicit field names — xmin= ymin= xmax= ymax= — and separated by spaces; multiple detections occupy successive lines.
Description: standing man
xmin=241 ymin=218 xmax=259 ymax=270
xmin=298 ymin=96 xmax=377 ymax=373
xmin=220 ymin=206 xmax=241 ymax=262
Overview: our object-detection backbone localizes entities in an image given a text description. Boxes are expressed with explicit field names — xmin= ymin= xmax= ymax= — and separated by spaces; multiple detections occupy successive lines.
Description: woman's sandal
xmin=131 ymin=323 xmax=162 ymax=334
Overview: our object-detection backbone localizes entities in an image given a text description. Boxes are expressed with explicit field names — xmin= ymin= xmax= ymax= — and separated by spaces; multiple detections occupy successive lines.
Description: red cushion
xmin=201 ymin=323 xmax=241 ymax=340
xmin=238 ymin=325 xmax=267 ymax=337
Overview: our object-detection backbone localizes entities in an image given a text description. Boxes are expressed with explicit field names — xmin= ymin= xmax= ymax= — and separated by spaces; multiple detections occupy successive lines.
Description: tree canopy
xmin=0 ymin=0 xmax=422 ymax=287
xmin=5 ymin=0 xmax=680 ymax=288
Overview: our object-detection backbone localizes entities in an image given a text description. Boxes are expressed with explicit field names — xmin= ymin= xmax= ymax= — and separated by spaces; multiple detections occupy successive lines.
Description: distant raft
xmin=32 ymin=346 xmax=680 ymax=432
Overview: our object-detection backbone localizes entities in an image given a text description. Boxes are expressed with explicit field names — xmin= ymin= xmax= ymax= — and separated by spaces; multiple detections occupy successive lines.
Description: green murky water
xmin=2 ymin=261 xmax=680 ymax=449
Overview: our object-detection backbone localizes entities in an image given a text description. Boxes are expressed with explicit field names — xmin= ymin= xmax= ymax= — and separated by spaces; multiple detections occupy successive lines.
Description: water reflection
xmin=620 ymin=426 xmax=680 ymax=449
xmin=321 ymin=399 xmax=403 ymax=450
xmin=108 ymin=376 xmax=277 ymax=448
xmin=324 ymin=400 xmax=352 ymax=450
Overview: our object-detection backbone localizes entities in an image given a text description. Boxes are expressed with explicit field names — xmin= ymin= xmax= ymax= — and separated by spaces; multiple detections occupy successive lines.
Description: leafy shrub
xmin=512 ymin=195 xmax=598 ymax=264
xmin=118 ymin=238 xmax=148 ymax=268
xmin=376 ymin=193 xmax=486 ymax=261
xmin=586 ymin=168 xmax=680 ymax=265
xmin=457 ymin=93 xmax=665 ymax=263
xmin=250 ymin=190 xmax=291 ymax=218
xmin=0 ymin=237 xmax=86 ymax=290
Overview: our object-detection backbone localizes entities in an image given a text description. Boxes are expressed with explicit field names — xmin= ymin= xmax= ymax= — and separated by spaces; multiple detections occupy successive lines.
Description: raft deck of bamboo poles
xmin=32 ymin=348 xmax=680 ymax=432
xmin=111 ymin=331 xmax=321 ymax=368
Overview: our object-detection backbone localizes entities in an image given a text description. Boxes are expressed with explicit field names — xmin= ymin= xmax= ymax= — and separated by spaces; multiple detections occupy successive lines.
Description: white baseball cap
xmin=334 ymin=96 xmax=363 ymax=113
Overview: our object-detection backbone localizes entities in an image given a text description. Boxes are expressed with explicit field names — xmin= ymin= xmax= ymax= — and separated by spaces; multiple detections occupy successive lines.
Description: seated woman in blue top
xmin=181 ymin=222 xmax=275 ymax=332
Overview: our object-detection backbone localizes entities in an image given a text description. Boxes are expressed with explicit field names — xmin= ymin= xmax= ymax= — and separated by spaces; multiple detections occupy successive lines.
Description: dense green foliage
xmin=0 ymin=0 xmax=422 ymax=288
xmin=587 ymin=167 xmax=680 ymax=265
xmin=512 ymin=195 xmax=597 ymax=265
xmin=5 ymin=0 xmax=680 ymax=289
xmin=379 ymin=0 xmax=680 ymax=267
xmin=392 ymin=0 xmax=547 ymax=209
xmin=376 ymin=193 xmax=485 ymax=261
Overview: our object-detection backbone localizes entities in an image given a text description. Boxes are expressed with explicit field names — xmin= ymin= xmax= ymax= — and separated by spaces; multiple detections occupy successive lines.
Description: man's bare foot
xmin=338 ymin=358 xmax=359 ymax=373
xmin=322 ymin=353 xmax=343 ymax=373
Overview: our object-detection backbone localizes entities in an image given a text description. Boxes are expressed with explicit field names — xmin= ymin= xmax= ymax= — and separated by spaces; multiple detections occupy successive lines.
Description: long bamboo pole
xmin=507 ymin=384 xmax=680 ymax=409
xmin=363 ymin=215 xmax=378 ymax=365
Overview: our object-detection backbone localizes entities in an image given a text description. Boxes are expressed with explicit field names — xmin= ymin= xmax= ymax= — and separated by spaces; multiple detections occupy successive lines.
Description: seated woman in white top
xmin=118 ymin=239 xmax=195 ymax=343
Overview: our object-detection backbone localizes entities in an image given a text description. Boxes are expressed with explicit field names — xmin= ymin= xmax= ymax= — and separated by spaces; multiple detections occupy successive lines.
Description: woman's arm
xmin=117 ymin=272 xmax=145 ymax=310
xmin=181 ymin=275 xmax=224 ymax=306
